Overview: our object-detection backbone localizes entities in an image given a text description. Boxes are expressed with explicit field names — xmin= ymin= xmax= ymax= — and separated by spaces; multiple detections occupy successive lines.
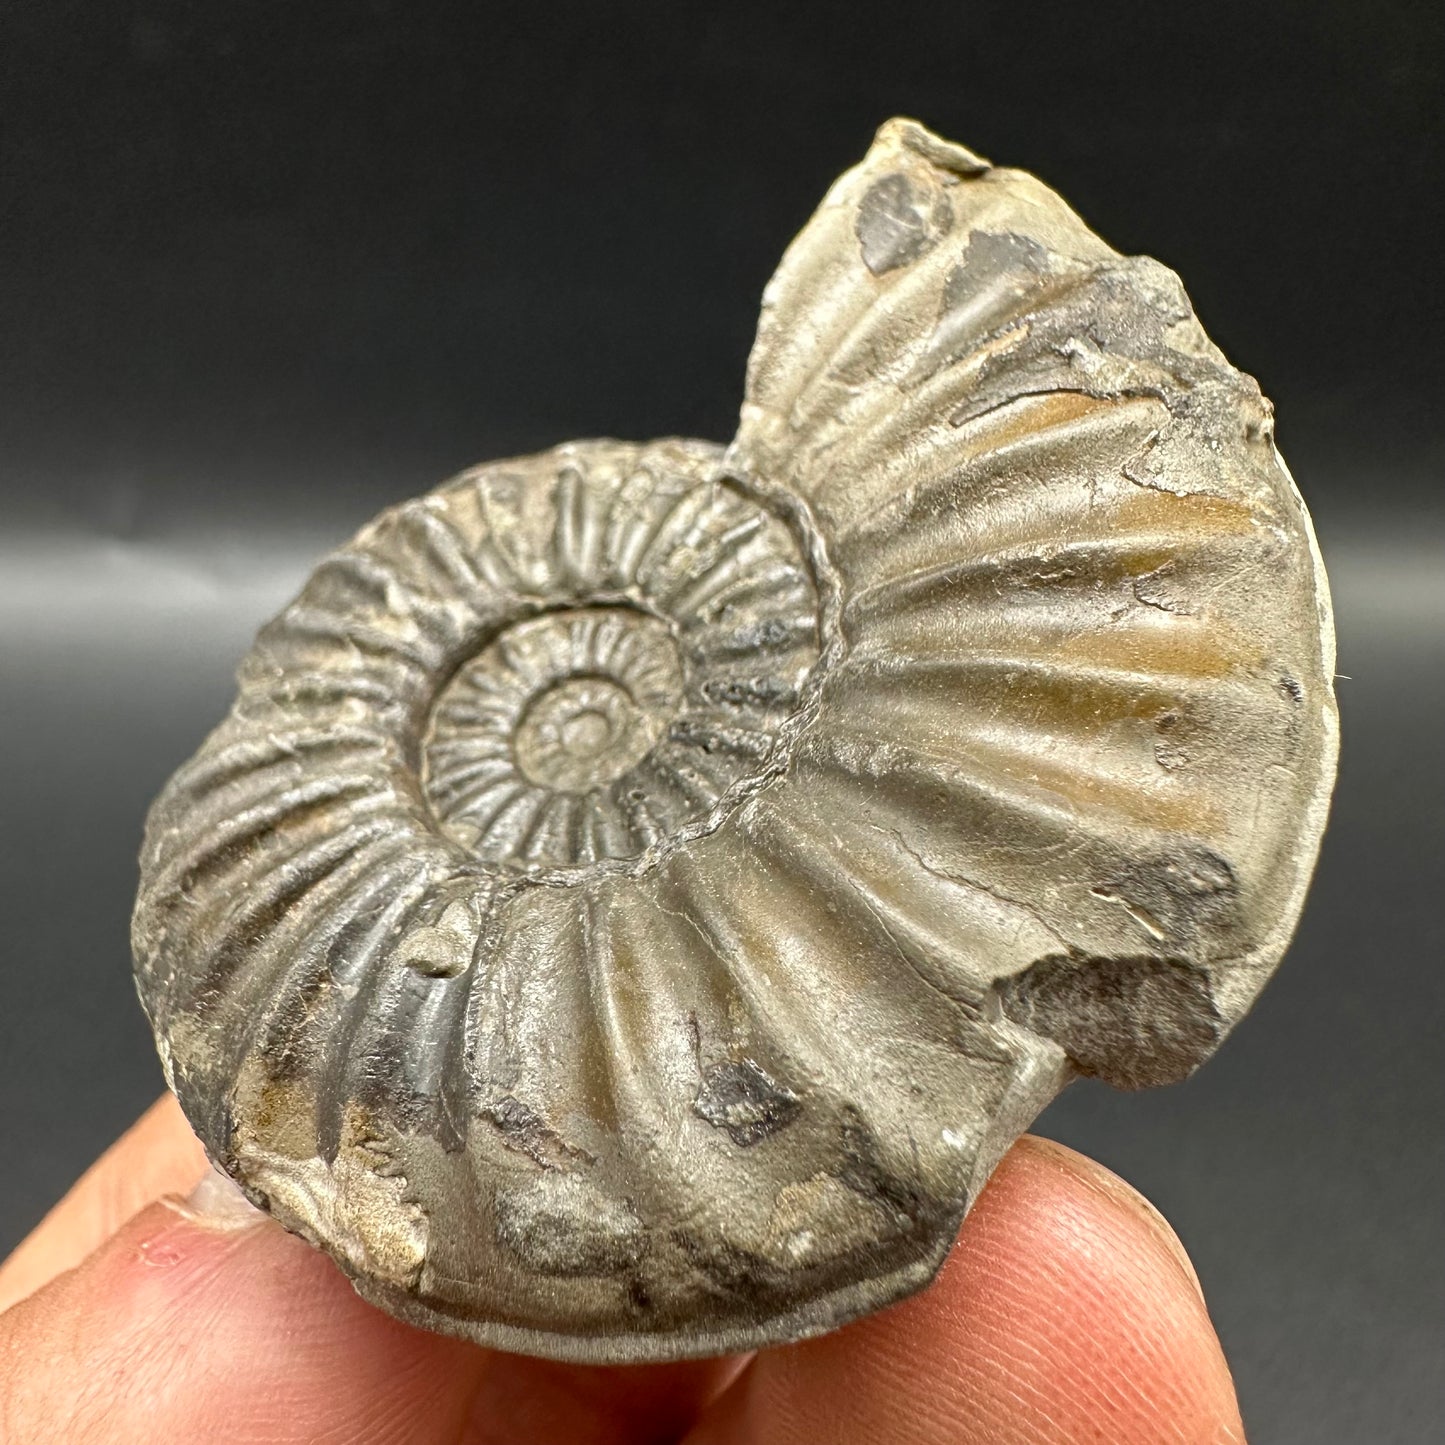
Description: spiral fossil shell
xmin=132 ymin=119 xmax=1338 ymax=1362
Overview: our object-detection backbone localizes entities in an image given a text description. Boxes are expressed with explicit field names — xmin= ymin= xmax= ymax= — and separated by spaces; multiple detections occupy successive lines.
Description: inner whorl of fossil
xmin=419 ymin=473 xmax=826 ymax=871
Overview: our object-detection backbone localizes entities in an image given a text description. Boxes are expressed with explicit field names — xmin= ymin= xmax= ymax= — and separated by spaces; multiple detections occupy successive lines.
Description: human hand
xmin=0 ymin=1097 xmax=1244 ymax=1442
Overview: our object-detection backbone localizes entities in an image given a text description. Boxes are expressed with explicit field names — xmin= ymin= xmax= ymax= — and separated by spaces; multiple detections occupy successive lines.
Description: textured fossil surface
xmin=132 ymin=119 xmax=1338 ymax=1362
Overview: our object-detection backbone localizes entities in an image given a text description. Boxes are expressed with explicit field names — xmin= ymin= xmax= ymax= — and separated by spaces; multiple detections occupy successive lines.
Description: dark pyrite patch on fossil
xmin=132 ymin=119 xmax=1338 ymax=1363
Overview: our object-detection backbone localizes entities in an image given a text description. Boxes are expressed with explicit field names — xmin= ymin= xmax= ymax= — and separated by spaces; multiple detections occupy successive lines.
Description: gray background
xmin=2 ymin=3 xmax=1442 ymax=1439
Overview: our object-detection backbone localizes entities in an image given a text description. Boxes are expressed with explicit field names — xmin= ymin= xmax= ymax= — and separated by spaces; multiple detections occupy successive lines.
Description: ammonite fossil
xmin=132 ymin=119 xmax=1338 ymax=1362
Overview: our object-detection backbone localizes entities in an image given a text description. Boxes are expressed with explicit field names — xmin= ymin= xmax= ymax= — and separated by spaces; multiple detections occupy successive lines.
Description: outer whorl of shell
xmin=133 ymin=120 xmax=1338 ymax=1363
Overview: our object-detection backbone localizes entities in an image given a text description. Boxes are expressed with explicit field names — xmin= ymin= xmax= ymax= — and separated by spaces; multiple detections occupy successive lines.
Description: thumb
xmin=684 ymin=1136 xmax=1246 ymax=1445
xmin=0 ymin=1170 xmax=485 ymax=1444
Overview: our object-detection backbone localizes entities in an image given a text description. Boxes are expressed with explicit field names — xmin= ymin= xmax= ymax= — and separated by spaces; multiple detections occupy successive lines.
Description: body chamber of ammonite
xmin=132 ymin=120 xmax=1338 ymax=1362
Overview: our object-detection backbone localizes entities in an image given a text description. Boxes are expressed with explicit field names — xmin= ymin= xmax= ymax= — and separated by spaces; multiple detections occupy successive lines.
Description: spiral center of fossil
xmin=515 ymin=673 xmax=669 ymax=790
xmin=417 ymin=466 xmax=830 ymax=873
xmin=424 ymin=608 xmax=685 ymax=850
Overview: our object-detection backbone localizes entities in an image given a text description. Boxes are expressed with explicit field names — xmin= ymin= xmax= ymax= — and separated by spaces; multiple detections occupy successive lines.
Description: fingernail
xmin=170 ymin=1165 xmax=269 ymax=1231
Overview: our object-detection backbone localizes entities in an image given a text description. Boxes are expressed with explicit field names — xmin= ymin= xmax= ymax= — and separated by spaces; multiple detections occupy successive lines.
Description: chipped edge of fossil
xmin=273 ymin=1030 xmax=1075 ymax=1365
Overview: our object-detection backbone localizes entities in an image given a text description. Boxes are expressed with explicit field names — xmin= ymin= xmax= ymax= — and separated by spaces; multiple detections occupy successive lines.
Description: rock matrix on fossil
xmin=133 ymin=119 xmax=1338 ymax=1363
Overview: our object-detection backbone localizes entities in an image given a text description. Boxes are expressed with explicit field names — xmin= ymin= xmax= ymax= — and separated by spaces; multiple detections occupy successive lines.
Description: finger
xmin=459 ymin=1353 xmax=747 ymax=1445
xmin=0 ymin=1106 xmax=740 ymax=1445
xmin=685 ymin=1135 xmax=1246 ymax=1445
xmin=0 ymin=1185 xmax=487 ymax=1444
xmin=0 ymin=1093 xmax=206 ymax=1311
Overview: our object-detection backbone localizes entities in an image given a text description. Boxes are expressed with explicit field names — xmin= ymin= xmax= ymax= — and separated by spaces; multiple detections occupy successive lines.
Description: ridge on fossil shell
xmin=132 ymin=118 xmax=1338 ymax=1363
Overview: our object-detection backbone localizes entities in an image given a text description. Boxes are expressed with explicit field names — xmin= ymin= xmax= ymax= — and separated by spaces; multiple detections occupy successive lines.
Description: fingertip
xmin=908 ymin=1132 xmax=1244 ymax=1443
xmin=690 ymin=1134 xmax=1246 ymax=1445
xmin=0 ymin=1093 xmax=208 ymax=1313
xmin=3 ymin=1144 xmax=739 ymax=1445
xmin=1000 ymin=1134 xmax=1207 ymax=1303
xmin=1 ymin=1197 xmax=484 ymax=1444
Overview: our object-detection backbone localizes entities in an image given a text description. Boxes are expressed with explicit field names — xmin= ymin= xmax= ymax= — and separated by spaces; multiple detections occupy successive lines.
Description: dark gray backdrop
xmin=3 ymin=4 xmax=1442 ymax=1439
